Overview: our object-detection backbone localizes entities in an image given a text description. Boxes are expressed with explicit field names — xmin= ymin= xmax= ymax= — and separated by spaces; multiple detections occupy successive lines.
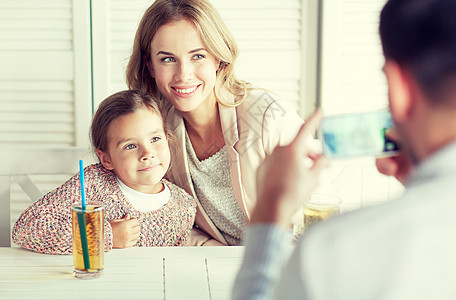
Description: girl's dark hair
xmin=90 ymin=90 xmax=177 ymax=156
xmin=379 ymin=0 xmax=456 ymax=104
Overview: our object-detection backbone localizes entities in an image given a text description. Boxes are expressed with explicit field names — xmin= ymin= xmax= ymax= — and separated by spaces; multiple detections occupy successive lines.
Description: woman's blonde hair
xmin=126 ymin=0 xmax=249 ymax=107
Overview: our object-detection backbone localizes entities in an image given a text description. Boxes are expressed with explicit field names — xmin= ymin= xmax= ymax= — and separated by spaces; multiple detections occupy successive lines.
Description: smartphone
xmin=319 ymin=110 xmax=400 ymax=158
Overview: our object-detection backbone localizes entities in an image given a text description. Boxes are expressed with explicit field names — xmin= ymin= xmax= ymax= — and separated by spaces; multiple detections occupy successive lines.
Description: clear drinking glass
xmin=303 ymin=193 xmax=341 ymax=232
xmin=71 ymin=202 xmax=104 ymax=279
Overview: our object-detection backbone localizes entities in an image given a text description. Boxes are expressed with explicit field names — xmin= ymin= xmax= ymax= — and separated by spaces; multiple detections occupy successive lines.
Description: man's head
xmin=380 ymin=0 xmax=456 ymax=106
xmin=379 ymin=0 xmax=456 ymax=163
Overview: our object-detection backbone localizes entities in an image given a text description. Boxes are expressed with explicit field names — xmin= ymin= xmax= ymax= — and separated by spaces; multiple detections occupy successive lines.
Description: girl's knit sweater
xmin=12 ymin=163 xmax=197 ymax=254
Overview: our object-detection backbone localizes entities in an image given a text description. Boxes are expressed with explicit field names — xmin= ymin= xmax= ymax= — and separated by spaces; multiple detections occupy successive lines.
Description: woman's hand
xmin=250 ymin=110 xmax=329 ymax=229
xmin=109 ymin=214 xmax=140 ymax=248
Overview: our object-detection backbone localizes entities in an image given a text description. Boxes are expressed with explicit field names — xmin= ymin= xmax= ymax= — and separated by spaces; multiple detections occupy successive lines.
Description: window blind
xmin=320 ymin=0 xmax=388 ymax=115
xmin=0 ymin=0 xmax=76 ymax=147
xmin=0 ymin=0 xmax=92 ymax=234
xmin=93 ymin=0 xmax=306 ymax=114
xmin=319 ymin=0 xmax=404 ymax=211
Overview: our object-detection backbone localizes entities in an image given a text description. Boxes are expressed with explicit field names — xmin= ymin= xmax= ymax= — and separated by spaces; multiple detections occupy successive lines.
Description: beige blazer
xmin=165 ymin=89 xmax=303 ymax=245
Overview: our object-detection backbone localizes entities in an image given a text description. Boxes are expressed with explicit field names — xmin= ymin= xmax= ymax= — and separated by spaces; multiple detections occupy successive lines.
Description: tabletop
xmin=0 ymin=246 xmax=245 ymax=300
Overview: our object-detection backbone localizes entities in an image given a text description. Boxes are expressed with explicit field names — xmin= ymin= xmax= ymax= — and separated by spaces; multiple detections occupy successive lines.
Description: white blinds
xmin=0 ymin=0 xmax=77 ymax=147
xmin=94 ymin=0 xmax=306 ymax=114
xmin=320 ymin=0 xmax=388 ymax=115
xmin=319 ymin=0 xmax=404 ymax=210
xmin=216 ymin=0 xmax=302 ymax=111
xmin=0 ymin=1 xmax=93 ymax=236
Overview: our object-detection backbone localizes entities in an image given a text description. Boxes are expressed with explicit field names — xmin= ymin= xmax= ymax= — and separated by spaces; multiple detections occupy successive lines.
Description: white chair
xmin=0 ymin=147 xmax=89 ymax=246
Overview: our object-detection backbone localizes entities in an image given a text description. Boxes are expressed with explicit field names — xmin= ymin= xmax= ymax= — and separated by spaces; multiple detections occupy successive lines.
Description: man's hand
xmin=375 ymin=127 xmax=413 ymax=184
xmin=251 ymin=109 xmax=329 ymax=229
xmin=109 ymin=214 xmax=140 ymax=248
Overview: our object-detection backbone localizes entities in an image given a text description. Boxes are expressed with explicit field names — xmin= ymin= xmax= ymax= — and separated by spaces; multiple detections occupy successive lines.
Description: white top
xmin=164 ymin=88 xmax=304 ymax=245
xmin=185 ymin=131 xmax=247 ymax=246
xmin=116 ymin=177 xmax=170 ymax=212
xmin=234 ymin=141 xmax=456 ymax=299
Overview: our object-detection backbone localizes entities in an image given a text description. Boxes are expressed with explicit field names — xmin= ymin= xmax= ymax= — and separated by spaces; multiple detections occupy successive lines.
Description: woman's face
xmin=96 ymin=108 xmax=170 ymax=194
xmin=149 ymin=19 xmax=220 ymax=114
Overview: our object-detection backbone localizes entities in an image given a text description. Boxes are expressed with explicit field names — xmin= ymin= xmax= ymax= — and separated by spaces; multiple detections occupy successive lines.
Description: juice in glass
xmin=303 ymin=194 xmax=341 ymax=232
xmin=71 ymin=203 xmax=104 ymax=279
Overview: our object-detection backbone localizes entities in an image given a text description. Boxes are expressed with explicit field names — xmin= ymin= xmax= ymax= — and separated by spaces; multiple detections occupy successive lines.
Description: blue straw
xmin=79 ymin=160 xmax=86 ymax=211
xmin=78 ymin=160 xmax=90 ymax=269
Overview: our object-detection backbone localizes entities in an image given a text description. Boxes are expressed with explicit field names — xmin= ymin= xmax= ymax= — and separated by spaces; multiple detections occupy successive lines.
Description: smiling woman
xmin=126 ymin=0 xmax=309 ymax=246
xmin=149 ymin=19 xmax=220 ymax=116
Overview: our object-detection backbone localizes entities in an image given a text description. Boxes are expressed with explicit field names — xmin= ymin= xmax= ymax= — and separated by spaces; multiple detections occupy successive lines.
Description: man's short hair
xmin=379 ymin=0 xmax=456 ymax=104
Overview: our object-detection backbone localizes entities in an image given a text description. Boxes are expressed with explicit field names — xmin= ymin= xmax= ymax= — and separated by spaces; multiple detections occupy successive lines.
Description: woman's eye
xmin=161 ymin=57 xmax=175 ymax=63
xmin=192 ymin=54 xmax=205 ymax=60
xmin=151 ymin=137 xmax=161 ymax=143
xmin=124 ymin=144 xmax=136 ymax=150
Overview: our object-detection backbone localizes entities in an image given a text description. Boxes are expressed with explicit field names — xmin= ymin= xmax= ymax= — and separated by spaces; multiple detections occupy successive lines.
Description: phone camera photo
xmin=320 ymin=110 xmax=400 ymax=159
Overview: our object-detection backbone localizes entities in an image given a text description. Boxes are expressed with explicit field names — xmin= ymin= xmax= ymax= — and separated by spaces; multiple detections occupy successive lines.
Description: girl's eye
xmin=161 ymin=57 xmax=175 ymax=63
xmin=192 ymin=54 xmax=205 ymax=60
xmin=124 ymin=144 xmax=136 ymax=150
xmin=151 ymin=137 xmax=161 ymax=143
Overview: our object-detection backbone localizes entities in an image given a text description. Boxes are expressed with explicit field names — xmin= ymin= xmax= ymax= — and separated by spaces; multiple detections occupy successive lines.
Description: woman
xmin=126 ymin=0 xmax=305 ymax=246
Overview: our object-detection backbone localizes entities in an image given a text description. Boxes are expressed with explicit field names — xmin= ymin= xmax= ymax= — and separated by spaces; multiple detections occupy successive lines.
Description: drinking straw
xmin=78 ymin=160 xmax=91 ymax=269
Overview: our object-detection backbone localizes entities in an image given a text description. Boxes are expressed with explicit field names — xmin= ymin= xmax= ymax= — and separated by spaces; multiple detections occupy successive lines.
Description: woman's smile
xmin=171 ymin=84 xmax=201 ymax=97
xmin=150 ymin=19 xmax=219 ymax=114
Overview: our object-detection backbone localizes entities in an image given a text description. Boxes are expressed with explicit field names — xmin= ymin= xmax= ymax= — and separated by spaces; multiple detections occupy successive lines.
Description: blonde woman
xmin=127 ymin=0 xmax=306 ymax=246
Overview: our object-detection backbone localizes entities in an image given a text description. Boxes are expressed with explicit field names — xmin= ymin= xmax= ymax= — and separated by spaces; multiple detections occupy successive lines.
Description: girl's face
xmin=149 ymin=19 xmax=220 ymax=115
xmin=96 ymin=108 xmax=170 ymax=194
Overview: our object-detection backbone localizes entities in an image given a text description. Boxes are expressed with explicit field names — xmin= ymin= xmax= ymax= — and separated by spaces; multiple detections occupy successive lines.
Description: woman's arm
xmin=185 ymin=228 xmax=225 ymax=246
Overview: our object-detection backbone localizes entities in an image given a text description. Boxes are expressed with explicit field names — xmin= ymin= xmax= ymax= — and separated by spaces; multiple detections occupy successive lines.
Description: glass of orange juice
xmin=71 ymin=202 xmax=104 ymax=279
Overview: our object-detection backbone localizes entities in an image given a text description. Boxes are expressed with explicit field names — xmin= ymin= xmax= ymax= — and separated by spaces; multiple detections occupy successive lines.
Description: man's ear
xmin=384 ymin=60 xmax=416 ymax=123
xmin=147 ymin=60 xmax=155 ymax=78
xmin=96 ymin=149 xmax=114 ymax=170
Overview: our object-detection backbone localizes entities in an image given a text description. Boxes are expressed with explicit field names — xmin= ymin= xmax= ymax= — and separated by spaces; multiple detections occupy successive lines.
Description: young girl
xmin=12 ymin=90 xmax=197 ymax=254
xmin=126 ymin=0 xmax=306 ymax=246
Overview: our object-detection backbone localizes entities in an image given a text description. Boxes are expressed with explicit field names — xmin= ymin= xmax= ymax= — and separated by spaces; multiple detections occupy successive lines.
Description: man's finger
xmin=311 ymin=156 xmax=329 ymax=173
xmin=292 ymin=109 xmax=323 ymax=150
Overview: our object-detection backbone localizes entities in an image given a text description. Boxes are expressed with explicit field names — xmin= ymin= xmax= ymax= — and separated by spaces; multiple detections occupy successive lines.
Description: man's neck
xmin=411 ymin=105 xmax=456 ymax=164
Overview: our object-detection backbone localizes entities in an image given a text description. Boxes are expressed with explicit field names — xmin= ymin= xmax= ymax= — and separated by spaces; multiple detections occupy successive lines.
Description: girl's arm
xmin=12 ymin=164 xmax=116 ymax=254
xmin=11 ymin=173 xmax=81 ymax=254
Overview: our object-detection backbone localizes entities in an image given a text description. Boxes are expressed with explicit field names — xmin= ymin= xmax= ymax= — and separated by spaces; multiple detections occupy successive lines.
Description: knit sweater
xmin=12 ymin=163 xmax=197 ymax=254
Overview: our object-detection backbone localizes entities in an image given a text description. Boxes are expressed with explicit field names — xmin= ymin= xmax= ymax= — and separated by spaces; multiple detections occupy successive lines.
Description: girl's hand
xmin=109 ymin=214 xmax=140 ymax=248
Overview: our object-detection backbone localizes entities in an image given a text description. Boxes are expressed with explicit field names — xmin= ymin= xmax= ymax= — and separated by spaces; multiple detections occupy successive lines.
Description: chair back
xmin=0 ymin=147 xmax=90 ymax=246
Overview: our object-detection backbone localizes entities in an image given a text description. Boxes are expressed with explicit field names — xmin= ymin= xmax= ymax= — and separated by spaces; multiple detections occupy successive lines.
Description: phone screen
xmin=320 ymin=110 xmax=400 ymax=158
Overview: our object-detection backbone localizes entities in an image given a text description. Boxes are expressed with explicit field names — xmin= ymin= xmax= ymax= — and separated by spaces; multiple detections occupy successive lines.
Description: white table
xmin=0 ymin=246 xmax=244 ymax=300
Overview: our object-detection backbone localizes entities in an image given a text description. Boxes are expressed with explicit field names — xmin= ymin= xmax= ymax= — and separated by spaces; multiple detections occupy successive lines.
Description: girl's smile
xmin=97 ymin=108 xmax=171 ymax=194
